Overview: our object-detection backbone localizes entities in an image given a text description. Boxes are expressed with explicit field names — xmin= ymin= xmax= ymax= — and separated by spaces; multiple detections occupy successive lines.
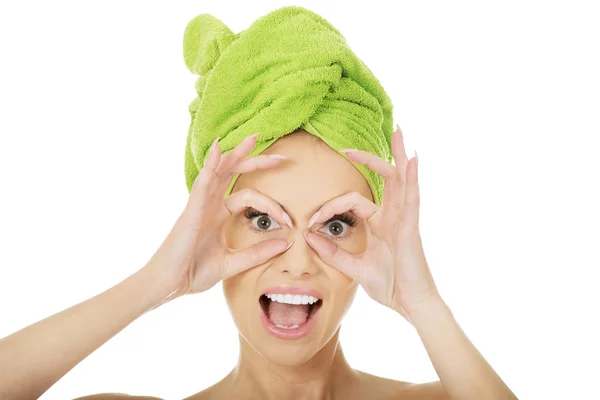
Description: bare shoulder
xmin=73 ymin=394 xmax=163 ymax=400
xmin=356 ymin=370 xmax=449 ymax=399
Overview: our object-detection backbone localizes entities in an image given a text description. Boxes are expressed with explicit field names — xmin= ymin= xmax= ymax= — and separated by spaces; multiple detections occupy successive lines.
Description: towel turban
xmin=183 ymin=5 xmax=394 ymax=206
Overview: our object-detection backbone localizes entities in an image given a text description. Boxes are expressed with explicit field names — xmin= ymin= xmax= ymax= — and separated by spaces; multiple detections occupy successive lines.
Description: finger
xmin=392 ymin=123 xmax=409 ymax=175
xmin=307 ymin=191 xmax=379 ymax=229
xmin=303 ymin=231 xmax=361 ymax=281
xmin=340 ymin=126 xmax=411 ymax=215
xmin=224 ymin=238 xmax=293 ymax=278
xmin=208 ymin=134 xmax=277 ymax=199
xmin=189 ymin=136 xmax=223 ymax=195
xmin=192 ymin=132 xmax=260 ymax=195
xmin=186 ymin=136 xmax=278 ymax=221
xmin=221 ymin=187 xmax=293 ymax=229
xmin=231 ymin=154 xmax=288 ymax=175
xmin=381 ymin=124 xmax=413 ymax=215
xmin=402 ymin=154 xmax=420 ymax=231
xmin=216 ymin=133 xmax=261 ymax=176
xmin=184 ymin=136 xmax=224 ymax=218
xmin=340 ymin=149 xmax=397 ymax=181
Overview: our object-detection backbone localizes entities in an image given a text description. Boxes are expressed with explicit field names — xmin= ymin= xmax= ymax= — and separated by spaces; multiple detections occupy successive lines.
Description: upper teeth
xmin=265 ymin=293 xmax=320 ymax=305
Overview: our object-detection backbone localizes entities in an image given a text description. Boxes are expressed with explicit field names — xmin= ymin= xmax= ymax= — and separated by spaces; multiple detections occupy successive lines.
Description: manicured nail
xmin=268 ymin=154 xmax=288 ymax=159
xmin=396 ymin=124 xmax=403 ymax=139
xmin=415 ymin=150 xmax=419 ymax=167
xmin=307 ymin=211 xmax=320 ymax=229
xmin=303 ymin=230 xmax=314 ymax=246
xmin=247 ymin=132 xmax=261 ymax=141
xmin=210 ymin=137 xmax=220 ymax=154
xmin=281 ymin=211 xmax=293 ymax=228
xmin=339 ymin=148 xmax=358 ymax=154
xmin=284 ymin=239 xmax=295 ymax=251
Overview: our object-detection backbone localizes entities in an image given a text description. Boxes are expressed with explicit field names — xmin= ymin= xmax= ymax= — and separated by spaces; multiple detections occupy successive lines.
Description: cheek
xmin=328 ymin=223 xmax=368 ymax=255
xmin=222 ymin=218 xmax=242 ymax=249
xmin=339 ymin=274 xmax=359 ymax=294
xmin=223 ymin=218 xmax=255 ymax=252
xmin=331 ymin=281 xmax=358 ymax=319
xmin=223 ymin=217 xmax=286 ymax=250
xmin=328 ymin=269 xmax=359 ymax=306
xmin=222 ymin=269 xmax=258 ymax=319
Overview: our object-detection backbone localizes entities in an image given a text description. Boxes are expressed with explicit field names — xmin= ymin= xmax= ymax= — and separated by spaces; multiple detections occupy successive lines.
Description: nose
xmin=274 ymin=229 xmax=320 ymax=278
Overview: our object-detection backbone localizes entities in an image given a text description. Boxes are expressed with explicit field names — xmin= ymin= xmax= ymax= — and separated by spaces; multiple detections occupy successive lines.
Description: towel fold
xmin=183 ymin=5 xmax=394 ymax=205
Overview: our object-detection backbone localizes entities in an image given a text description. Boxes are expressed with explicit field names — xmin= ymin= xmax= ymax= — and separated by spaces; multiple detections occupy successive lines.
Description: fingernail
xmin=307 ymin=211 xmax=320 ymax=229
xmin=339 ymin=148 xmax=358 ymax=153
xmin=415 ymin=149 xmax=418 ymax=167
xmin=281 ymin=211 xmax=294 ymax=228
xmin=396 ymin=124 xmax=403 ymax=138
xmin=303 ymin=230 xmax=314 ymax=246
xmin=210 ymin=137 xmax=220 ymax=154
xmin=247 ymin=132 xmax=261 ymax=141
xmin=268 ymin=154 xmax=288 ymax=159
xmin=284 ymin=239 xmax=295 ymax=251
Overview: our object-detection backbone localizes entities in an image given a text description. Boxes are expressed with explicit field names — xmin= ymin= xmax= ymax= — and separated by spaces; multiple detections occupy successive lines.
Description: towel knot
xmin=183 ymin=6 xmax=394 ymax=206
xmin=183 ymin=14 xmax=235 ymax=76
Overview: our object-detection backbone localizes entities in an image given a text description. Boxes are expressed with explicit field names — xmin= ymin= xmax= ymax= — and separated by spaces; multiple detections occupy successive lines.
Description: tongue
xmin=268 ymin=301 xmax=309 ymax=327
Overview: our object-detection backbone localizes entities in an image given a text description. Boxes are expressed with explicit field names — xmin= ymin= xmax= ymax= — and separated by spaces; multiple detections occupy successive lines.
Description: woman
xmin=0 ymin=6 xmax=517 ymax=400
xmin=0 ymin=128 xmax=517 ymax=399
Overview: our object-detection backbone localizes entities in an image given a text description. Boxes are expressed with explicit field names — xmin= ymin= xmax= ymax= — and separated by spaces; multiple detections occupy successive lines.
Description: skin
xmin=69 ymin=130 xmax=449 ymax=400
xmin=0 ymin=126 xmax=513 ymax=399
xmin=75 ymin=130 xmax=448 ymax=400
xmin=181 ymin=130 xmax=446 ymax=399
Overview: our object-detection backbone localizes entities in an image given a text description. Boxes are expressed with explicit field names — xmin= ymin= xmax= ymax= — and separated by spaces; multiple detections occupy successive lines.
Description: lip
xmin=259 ymin=285 xmax=324 ymax=300
xmin=258 ymin=298 xmax=323 ymax=340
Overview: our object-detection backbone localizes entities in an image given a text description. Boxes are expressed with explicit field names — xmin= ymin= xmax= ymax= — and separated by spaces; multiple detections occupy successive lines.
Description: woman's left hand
xmin=302 ymin=124 xmax=440 ymax=322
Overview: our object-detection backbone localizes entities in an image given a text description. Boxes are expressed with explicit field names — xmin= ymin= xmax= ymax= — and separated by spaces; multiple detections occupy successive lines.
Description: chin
xmin=224 ymin=279 xmax=354 ymax=366
xmin=241 ymin=320 xmax=341 ymax=368
xmin=252 ymin=338 xmax=323 ymax=367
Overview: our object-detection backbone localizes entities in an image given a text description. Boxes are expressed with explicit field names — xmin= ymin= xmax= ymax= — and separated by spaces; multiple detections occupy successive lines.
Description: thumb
xmin=303 ymin=231 xmax=360 ymax=281
xmin=224 ymin=238 xmax=294 ymax=279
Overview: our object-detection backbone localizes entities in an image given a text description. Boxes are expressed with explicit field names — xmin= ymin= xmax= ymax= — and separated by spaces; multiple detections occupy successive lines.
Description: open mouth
xmin=259 ymin=293 xmax=323 ymax=329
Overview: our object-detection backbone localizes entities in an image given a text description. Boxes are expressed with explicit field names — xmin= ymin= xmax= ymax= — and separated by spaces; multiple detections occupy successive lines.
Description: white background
xmin=1 ymin=1 xmax=598 ymax=399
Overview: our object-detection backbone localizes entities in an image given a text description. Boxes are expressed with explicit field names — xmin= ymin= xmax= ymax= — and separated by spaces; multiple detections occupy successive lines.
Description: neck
xmin=225 ymin=328 xmax=359 ymax=400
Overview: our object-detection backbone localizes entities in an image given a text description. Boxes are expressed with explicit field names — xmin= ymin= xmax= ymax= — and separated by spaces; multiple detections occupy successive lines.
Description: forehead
xmin=231 ymin=131 xmax=373 ymax=218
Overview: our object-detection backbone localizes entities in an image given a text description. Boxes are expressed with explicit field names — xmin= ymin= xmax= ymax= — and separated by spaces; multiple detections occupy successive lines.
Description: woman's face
xmin=222 ymin=130 xmax=374 ymax=366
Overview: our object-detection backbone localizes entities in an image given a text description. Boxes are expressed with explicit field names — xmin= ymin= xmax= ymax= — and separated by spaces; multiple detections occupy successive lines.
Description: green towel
xmin=183 ymin=5 xmax=394 ymax=206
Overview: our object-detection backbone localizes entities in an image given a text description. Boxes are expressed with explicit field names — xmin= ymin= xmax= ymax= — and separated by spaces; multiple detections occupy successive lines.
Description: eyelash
xmin=243 ymin=208 xmax=358 ymax=241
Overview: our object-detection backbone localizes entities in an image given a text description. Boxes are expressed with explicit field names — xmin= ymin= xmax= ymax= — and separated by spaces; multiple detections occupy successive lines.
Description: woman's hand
xmin=301 ymin=124 xmax=439 ymax=322
xmin=142 ymin=133 xmax=295 ymax=307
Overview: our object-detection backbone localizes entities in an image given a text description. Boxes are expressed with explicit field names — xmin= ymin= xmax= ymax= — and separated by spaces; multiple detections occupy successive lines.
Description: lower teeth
xmin=275 ymin=324 xmax=300 ymax=329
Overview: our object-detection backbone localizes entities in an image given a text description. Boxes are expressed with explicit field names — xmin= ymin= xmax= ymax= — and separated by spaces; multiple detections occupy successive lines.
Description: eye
xmin=318 ymin=212 xmax=358 ymax=241
xmin=244 ymin=208 xmax=281 ymax=234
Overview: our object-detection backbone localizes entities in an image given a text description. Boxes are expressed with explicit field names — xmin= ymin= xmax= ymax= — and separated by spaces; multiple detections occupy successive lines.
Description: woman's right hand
xmin=142 ymin=133 xmax=295 ymax=308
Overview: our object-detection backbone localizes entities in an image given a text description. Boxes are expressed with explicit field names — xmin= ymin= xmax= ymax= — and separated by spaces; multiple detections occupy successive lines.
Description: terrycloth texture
xmin=183 ymin=5 xmax=394 ymax=205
